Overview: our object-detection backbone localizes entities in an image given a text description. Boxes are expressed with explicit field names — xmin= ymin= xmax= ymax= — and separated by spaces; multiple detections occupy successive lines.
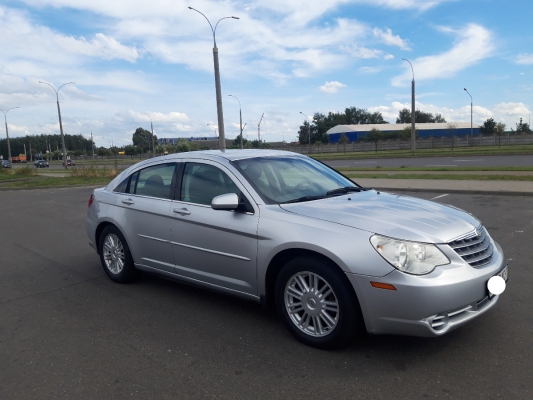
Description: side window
xmin=181 ymin=163 xmax=241 ymax=206
xmin=134 ymin=163 xmax=176 ymax=199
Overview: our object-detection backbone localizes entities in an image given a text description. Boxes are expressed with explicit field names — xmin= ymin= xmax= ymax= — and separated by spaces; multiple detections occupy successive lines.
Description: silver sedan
xmin=86 ymin=150 xmax=508 ymax=349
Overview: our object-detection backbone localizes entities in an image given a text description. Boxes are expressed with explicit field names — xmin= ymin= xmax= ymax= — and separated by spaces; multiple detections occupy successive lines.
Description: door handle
xmin=121 ymin=199 xmax=135 ymax=205
xmin=173 ymin=208 xmax=191 ymax=215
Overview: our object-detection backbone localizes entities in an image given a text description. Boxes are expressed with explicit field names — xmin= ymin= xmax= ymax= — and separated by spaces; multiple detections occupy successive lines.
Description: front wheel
xmin=275 ymin=256 xmax=362 ymax=349
xmin=98 ymin=225 xmax=136 ymax=283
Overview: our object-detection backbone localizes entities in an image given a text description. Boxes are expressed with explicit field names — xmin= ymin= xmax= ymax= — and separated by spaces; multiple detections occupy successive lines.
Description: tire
xmin=275 ymin=256 xmax=362 ymax=349
xmin=98 ymin=225 xmax=136 ymax=283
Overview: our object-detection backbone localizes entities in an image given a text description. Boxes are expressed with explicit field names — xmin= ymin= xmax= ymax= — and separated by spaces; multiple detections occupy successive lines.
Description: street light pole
xmin=141 ymin=113 xmax=156 ymax=157
xmin=258 ymin=113 xmax=264 ymax=142
xmin=207 ymin=124 xmax=218 ymax=148
xmin=82 ymin=124 xmax=95 ymax=160
xmin=464 ymin=88 xmax=473 ymax=138
xmin=402 ymin=58 xmax=416 ymax=151
xmin=228 ymin=95 xmax=243 ymax=149
xmin=39 ymin=81 xmax=75 ymax=169
xmin=189 ymin=7 xmax=239 ymax=152
xmin=0 ymin=107 xmax=19 ymax=164
xmin=300 ymin=112 xmax=311 ymax=153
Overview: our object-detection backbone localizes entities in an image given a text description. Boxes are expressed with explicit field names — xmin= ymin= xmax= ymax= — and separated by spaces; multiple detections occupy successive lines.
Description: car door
xmin=169 ymin=160 xmax=259 ymax=296
xmin=114 ymin=162 xmax=178 ymax=273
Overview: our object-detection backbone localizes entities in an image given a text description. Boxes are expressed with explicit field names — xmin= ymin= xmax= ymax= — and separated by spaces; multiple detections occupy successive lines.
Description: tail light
xmin=88 ymin=194 xmax=95 ymax=208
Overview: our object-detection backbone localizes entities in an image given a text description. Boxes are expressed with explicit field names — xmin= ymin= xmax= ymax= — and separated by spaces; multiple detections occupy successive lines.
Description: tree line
xmin=0 ymin=133 xmax=93 ymax=160
xmin=297 ymin=107 xmax=448 ymax=144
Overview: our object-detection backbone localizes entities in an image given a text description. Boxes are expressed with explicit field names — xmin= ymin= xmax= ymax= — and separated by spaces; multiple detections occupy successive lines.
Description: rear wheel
xmin=275 ymin=256 xmax=362 ymax=349
xmin=99 ymin=225 xmax=136 ymax=283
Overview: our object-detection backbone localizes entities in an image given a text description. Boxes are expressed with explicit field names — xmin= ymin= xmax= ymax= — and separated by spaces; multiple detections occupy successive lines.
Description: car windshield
xmin=232 ymin=156 xmax=364 ymax=204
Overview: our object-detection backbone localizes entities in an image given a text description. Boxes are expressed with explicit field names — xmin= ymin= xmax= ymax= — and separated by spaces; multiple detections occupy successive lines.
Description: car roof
xmin=151 ymin=149 xmax=305 ymax=163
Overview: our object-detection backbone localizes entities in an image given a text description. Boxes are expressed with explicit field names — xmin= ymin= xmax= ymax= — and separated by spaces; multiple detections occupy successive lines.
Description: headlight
xmin=370 ymin=235 xmax=450 ymax=275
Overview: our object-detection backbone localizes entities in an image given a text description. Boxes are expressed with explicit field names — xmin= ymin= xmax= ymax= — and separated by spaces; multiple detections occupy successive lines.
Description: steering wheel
xmin=294 ymin=179 xmax=312 ymax=191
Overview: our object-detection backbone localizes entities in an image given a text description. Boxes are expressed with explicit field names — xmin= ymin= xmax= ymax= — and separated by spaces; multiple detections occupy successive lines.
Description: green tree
xmin=447 ymin=122 xmax=458 ymax=150
xmin=365 ymin=128 xmax=383 ymax=152
xmin=124 ymin=145 xmax=136 ymax=158
xmin=132 ymin=127 xmax=157 ymax=152
xmin=338 ymin=133 xmax=350 ymax=153
xmin=231 ymin=134 xmax=251 ymax=148
xmin=396 ymin=108 xmax=447 ymax=123
xmin=515 ymin=118 xmax=531 ymax=133
xmin=399 ymin=126 xmax=419 ymax=140
xmin=496 ymin=122 xmax=506 ymax=147
xmin=481 ymin=118 xmax=497 ymax=134
xmin=176 ymin=139 xmax=191 ymax=152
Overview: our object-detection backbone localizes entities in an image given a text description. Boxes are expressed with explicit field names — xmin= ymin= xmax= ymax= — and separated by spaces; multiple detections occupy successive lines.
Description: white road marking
xmin=426 ymin=164 xmax=458 ymax=167
xmin=352 ymin=161 xmax=378 ymax=163
xmin=430 ymin=194 xmax=449 ymax=200
xmin=453 ymin=159 xmax=483 ymax=162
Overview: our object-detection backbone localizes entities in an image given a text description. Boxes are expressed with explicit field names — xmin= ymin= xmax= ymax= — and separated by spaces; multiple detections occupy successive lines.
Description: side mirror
xmin=211 ymin=193 xmax=239 ymax=210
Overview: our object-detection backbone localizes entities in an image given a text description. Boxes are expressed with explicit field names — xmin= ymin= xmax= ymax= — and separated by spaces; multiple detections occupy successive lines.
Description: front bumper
xmin=347 ymin=241 xmax=507 ymax=337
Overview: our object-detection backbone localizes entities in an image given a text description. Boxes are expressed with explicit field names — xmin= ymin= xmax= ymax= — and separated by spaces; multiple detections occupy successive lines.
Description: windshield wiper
xmin=281 ymin=195 xmax=326 ymax=204
xmin=326 ymin=186 xmax=368 ymax=196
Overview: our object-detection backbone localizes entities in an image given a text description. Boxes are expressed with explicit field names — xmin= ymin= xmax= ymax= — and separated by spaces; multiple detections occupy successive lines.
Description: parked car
xmin=34 ymin=160 xmax=49 ymax=168
xmin=1 ymin=160 xmax=11 ymax=168
xmin=62 ymin=160 xmax=75 ymax=166
xmin=86 ymin=150 xmax=508 ymax=349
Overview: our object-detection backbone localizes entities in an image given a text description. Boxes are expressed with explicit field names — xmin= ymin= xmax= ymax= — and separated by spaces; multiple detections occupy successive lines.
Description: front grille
xmin=448 ymin=226 xmax=493 ymax=267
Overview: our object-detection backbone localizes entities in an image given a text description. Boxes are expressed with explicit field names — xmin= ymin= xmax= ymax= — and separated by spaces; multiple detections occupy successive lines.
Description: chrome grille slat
xmin=448 ymin=226 xmax=493 ymax=268
xmin=453 ymin=237 xmax=490 ymax=256
xmin=449 ymin=229 xmax=486 ymax=249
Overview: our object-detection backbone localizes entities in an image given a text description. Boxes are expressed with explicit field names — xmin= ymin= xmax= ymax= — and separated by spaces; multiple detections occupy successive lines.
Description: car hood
xmin=279 ymin=190 xmax=480 ymax=243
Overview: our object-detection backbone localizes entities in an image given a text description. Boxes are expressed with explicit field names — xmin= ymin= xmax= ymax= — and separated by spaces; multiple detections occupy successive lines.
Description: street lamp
xmin=141 ymin=113 xmax=156 ymax=158
xmin=82 ymin=124 xmax=95 ymax=160
xmin=300 ymin=111 xmax=312 ymax=152
xmin=258 ymin=113 xmax=264 ymax=142
xmin=207 ymin=124 xmax=218 ymax=148
xmin=189 ymin=7 xmax=239 ymax=151
xmin=228 ymin=95 xmax=243 ymax=149
xmin=402 ymin=58 xmax=416 ymax=151
xmin=0 ymin=107 xmax=19 ymax=164
xmin=39 ymin=81 xmax=75 ymax=169
xmin=464 ymin=88 xmax=473 ymax=138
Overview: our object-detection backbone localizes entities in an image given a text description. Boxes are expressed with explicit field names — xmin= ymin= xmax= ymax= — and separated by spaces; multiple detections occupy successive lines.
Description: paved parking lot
xmin=0 ymin=187 xmax=531 ymax=399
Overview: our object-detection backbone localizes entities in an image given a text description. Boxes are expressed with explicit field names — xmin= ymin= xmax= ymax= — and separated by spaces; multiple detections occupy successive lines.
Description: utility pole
xmin=39 ymin=81 xmax=75 ymax=169
xmin=0 ymin=107 xmax=19 ymax=164
xmin=403 ymin=59 xmax=416 ymax=151
xmin=189 ymin=7 xmax=239 ymax=151
xmin=258 ymin=113 xmax=264 ymax=142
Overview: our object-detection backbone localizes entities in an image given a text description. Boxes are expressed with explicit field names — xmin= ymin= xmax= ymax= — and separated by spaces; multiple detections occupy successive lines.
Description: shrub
xmin=14 ymin=166 xmax=37 ymax=176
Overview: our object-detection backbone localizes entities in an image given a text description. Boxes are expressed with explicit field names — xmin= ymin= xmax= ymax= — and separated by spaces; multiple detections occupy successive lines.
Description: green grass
xmin=310 ymin=144 xmax=533 ymax=161
xmin=337 ymin=166 xmax=533 ymax=172
xmin=344 ymin=173 xmax=533 ymax=181
xmin=0 ymin=176 xmax=113 ymax=189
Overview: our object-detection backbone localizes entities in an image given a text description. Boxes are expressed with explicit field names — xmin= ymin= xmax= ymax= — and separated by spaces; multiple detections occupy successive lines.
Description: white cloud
xmin=493 ymin=102 xmax=530 ymax=120
xmin=384 ymin=54 xmax=395 ymax=60
xmin=515 ymin=53 xmax=533 ymax=65
xmin=392 ymin=24 xmax=493 ymax=86
xmin=359 ymin=66 xmax=383 ymax=73
xmin=373 ymin=28 xmax=411 ymax=50
xmin=319 ymin=81 xmax=347 ymax=93
xmin=0 ymin=7 xmax=139 ymax=65
xmin=368 ymin=101 xmax=494 ymax=124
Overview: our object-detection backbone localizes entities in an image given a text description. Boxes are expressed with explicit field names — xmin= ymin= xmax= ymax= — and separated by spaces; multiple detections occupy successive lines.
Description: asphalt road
xmin=0 ymin=187 xmax=531 ymax=399
xmin=324 ymin=154 xmax=533 ymax=168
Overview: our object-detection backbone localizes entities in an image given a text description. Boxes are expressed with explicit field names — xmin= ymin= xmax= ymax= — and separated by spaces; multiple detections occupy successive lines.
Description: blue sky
xmin=0 ymin=0 xmax=531 ymax=146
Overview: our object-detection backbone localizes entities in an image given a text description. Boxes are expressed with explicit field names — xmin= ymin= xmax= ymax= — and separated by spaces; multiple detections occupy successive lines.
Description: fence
xmin=269 ymin=133 xmax=533 ymax=155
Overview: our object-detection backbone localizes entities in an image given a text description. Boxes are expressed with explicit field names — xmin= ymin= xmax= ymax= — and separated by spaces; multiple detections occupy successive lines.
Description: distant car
xmin=34 ymin=160 xmax=49 ymax=168
xmin=1 ymin=160 xmax=11 ymax=168
xmin=62 ymin=160 xmax=76 ymax=166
